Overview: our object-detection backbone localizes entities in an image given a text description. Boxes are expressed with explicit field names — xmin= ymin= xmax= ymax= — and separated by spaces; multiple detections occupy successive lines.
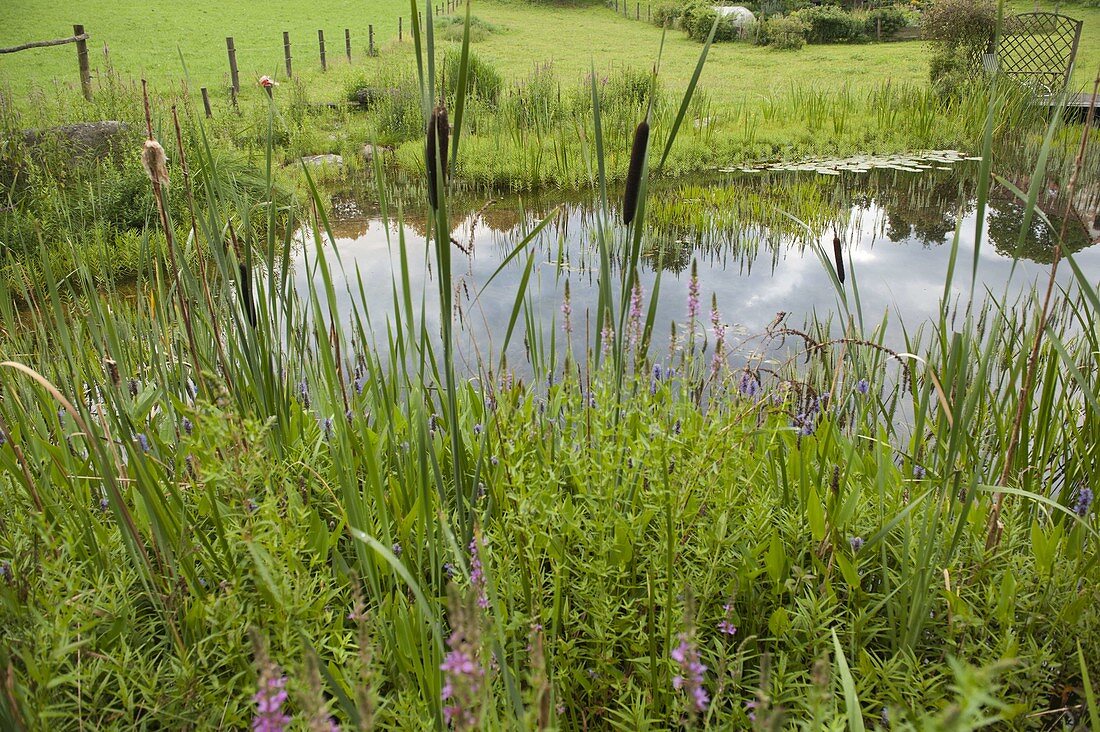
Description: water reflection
xmin=296 ymin=169 xmax=1099 ymax=373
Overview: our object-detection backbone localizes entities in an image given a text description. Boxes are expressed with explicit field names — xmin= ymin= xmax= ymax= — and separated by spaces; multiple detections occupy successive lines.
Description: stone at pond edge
xmin=20 ymin=121 xmax=129 ymax=163
xmin=300 ymin=154 xmax=344 ymax=168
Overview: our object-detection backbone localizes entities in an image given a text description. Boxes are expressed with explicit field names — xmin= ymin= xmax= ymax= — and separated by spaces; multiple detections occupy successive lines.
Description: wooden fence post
xmin=318 ymin=29 xmax=326 ymax=71
xmin=345 ymin=28 xmax=351 ymax=62
xmin=226 ymin=37 xmax=239 ymax=92
xmin=283 ymin=31 xmax=292 ymax=77
xmin=201 ymin=87 xmax=212 ymax=117
xmin=399 ymin=17 xmax=403 ymax=41
xmin=369 ymin=25 xmax=375 ymax=55
xmin=636 ymin=3 xmax=640 ymax=19
xmin=73 ymin=24 xmax=91 ymax=101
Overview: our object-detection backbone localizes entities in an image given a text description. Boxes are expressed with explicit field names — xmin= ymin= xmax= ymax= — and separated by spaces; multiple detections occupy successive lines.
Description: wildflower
xmin=321 ymin=417 xmax=334 ymax=441
xmin=855 ymin=378 xmax=870 ymax=395
xmin=628 ymin=279 xmax=644 ymax=350
xmin=253 ymin=664 xmax=290 ymax=732
xmin=99 ymin=496 xmax=109 ymax=512
xmin=881 ymin=706 xmax=890 ymax=729
xmin=247 ymin=499 xmax=258 ymax=513
xmin=443 ymin=562 xmax=456 ymax=580
xmin=0 ymin=561 xmax=11 ymax=583
xmin=718 ymin=603 xmax=737 ymax=636
xmin=134 ymin=433 xmax=151 ymax=453
xmin=297 ymin=378 xmax=311 ymax=408
xmin=671 ymin=632 xmax=708 ymax=715
xmin=490 ymin=456 xmax=499 ymax=467
xmin=673 ymin=419 xmax=682 ymax=435
xmin=739 ymin=371 xmax=761 ymax=399
xmin=181 ymin=417 xmax=194 ymax=436
xmin=440 ymin=589 xmax=484 ymax=730
xmin=561 ymin=280 xmax=572 ymax=335
xmin=186 ymin=379 xmax=199 ymax=400
xmin=745 ymin=700 xmax=758 ymax=722
xmin=473 ymin=423 xmax=483 ymax=436
xmin=849 ymin=536 xmax=864 ymax=553
xmin=1074 ymin=487 xmax=1093 ymax=517
xmin=687 ymin=260 xmax=700 ymax=324
xmin=913 ymin=464 xmax=926 ymax=479
xmin=469 ymin=532 xmax=489 ymax=609
xmin=600 ymin=321 xmax=615 ymax=359
xmin=392 ymin=542 xmax=402 ymax=557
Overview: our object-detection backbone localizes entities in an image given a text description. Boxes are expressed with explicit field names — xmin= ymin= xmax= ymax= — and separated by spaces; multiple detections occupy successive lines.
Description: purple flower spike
xmin=253 ymin=671 xmax=290 ymax=732
xmin=671 ymin=632 xmax=708 ymax=715
xmin=1074 ymin=487 xmax=1093 ymax=517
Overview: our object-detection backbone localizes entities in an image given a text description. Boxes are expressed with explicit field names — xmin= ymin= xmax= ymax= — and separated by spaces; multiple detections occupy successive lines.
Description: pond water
xmin=294 ymin=164 xmax=1100 ymax=376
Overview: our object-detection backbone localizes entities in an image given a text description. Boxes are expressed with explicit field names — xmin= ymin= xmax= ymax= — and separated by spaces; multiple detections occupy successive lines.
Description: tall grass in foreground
xmin=0 ymin=6 xmax=1098 ymax=730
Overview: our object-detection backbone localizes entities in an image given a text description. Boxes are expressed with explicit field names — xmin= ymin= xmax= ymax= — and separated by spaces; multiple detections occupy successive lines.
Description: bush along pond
xmin=0 ymin=6 xmax=1099 ymax=731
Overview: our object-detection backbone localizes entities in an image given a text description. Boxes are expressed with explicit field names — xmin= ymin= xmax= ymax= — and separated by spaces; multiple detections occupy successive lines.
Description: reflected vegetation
xmin=303 ymin=166 xmax=1098 ymax=371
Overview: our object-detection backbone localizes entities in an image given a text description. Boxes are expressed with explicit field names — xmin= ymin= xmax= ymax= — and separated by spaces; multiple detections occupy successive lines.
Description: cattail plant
xmin=622 ymin=119 xmax=650 ymax=225
xmin=426 ymin=103 xmax=450 ymax=210
xmin=832 ymin=232 xmax=845 ymax=285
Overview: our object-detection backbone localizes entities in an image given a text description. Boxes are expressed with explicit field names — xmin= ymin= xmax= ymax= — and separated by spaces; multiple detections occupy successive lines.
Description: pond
xmin=293 ymin=159 xmax=1100 ymax=377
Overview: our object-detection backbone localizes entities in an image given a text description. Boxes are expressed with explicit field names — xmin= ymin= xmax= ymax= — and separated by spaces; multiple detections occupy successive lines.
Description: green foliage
xmin=651 ymin=0 xmax=686 ymax=27
xmin=923 ymin=0 xmax=997 ymax=91
xmin=864 ymin=5 xmax=909 ymax=39
xmin=682 ymin=2 xmax=742 ymax=42
xmin=435 ymin=13 xmax=502 ymax=42
xmin=792 ymin=4 xmax=867 ymax=43
xmin=444 ymin=48 xmax=504 ymax=104
xmin=761 ymin=14 xmax=809 ymax=49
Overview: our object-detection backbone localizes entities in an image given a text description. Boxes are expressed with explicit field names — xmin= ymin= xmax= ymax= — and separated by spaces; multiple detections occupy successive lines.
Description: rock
xmin=21 ymin=121 xmax=129 ymax=162
xmin=360 ymin=144 xmax=383 ymax=164
xmin=300 ymin=154 xmax=344 ymax=168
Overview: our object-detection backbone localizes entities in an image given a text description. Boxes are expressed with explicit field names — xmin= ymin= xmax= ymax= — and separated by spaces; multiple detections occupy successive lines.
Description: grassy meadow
xmin=1 ymin=0 xmax=1100 ymax=729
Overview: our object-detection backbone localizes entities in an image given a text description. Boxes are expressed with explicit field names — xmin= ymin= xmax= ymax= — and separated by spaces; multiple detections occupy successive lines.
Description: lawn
xmin=2 ymin=0 xmax=1096 ymax=107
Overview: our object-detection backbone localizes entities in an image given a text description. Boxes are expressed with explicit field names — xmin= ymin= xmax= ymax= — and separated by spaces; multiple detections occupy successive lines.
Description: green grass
xmin=3 ymin=0 xmax=1097 ymax=105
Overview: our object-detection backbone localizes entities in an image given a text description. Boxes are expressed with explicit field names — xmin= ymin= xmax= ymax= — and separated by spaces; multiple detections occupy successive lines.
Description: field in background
xmin=2 ymin=0 xmax=1097 ymax=108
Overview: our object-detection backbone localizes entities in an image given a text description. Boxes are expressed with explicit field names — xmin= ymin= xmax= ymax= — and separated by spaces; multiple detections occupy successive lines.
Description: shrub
xmin=763 ymin=15 xmax=808 ymax=49
xmin=792 ymin=5 xmax=865 ymax=43
xmin=435 ymin=14 xmax=500 ymax=43
xmin=651 ymin=0 xmax=685 ymax=27
xmin=443 ymin=49 xmax=503 ymax=104
xmin=682 ymin=2 xmax=741 ymax=42
xmin=923 ymin=0 xmax=996 ymax=92
xmin=865 ymin=6 xmax=908 ymax=40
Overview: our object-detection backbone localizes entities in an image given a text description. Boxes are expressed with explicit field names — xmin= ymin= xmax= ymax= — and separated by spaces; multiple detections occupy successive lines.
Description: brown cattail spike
xmin=425 ymin=104 xmax=449 ymax=210
xmin=832 ymin=234 xmax=845 ymax=285
xmin=141 ymin=139 xmax=169 ymax=187
xmin=239 ymin=263 xmax=257 ymax=327
xmin=622 ymin=119 xmax=650 ymax=225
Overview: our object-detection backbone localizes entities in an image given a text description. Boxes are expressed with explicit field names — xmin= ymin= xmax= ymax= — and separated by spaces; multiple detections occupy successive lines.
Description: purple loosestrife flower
xmin=253 ymin=664 xmax=291 ymax=732
xmin=181 ymin=417 xmax=194 ymax=436
xmin=718 ymin=603 xmax=737 ymax=636
xmin=561 ymin=280 xmax=572 ymax=335
xmin=628 ymin=279 xmax=644 ymax=350
xmin=739 ymin=371 xmax=761 ymax=399
xmin=600 ymin=322 xmax=615 ymax=359
xmin=473 ymin=423 xmax=483 ymax=436
xmin=913 ymin=465 xmax=926 ymax=479
xmin=440 ymin=598 xmax=485 ymax=731
xmin=855 ymin=378 xmax=870 ymax=395
xmin=134 ymin=433 xmax=151 ymax=453
xmin=469 ymin=532 xmax=489 ymax=609
xmin=671 ymin=632 xmax=709 ymax=715
xmin=849 ymin=536 xmax=864 ymax=553
xmin=1074 ymin=487 xmax=1093 ymax=517
xmin=687 ymin=260 xmax=700 ymax=325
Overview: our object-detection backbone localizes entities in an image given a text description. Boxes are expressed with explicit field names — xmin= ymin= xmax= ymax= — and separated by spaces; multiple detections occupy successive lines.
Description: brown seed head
xmin=141 ymin=139 xmax=169 ymax=187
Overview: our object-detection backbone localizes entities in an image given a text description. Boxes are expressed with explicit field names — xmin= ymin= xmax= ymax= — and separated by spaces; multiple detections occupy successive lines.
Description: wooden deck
xmin=1036 ymin=92 xmax=1100 ymax=123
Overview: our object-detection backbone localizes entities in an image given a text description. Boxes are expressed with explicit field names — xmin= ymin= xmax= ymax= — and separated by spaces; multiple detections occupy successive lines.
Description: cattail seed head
xmin=425 ymin=104 xmax=450 ymax=210
xmin=832 ymin=234 xmax=845 ymax=285
xmin=103 ymin=358 xmax=120 ymax=388
xmin=622 ymin=119 xmax=650 ymax=225
xmin=239 ymin=263 xmax=257 ymax=327
xmin=141 ymin=139 xmax=169 ymax=187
